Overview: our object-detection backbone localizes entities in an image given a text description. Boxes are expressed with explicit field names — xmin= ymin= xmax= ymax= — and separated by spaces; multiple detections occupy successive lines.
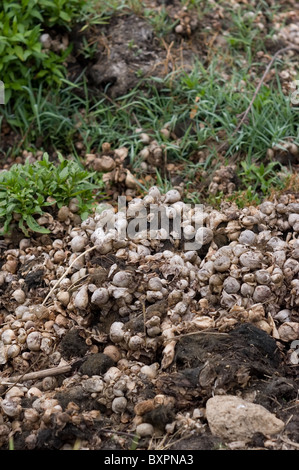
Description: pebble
xmin=26 ymin=331 xmax=42 ymax=351
xmin=12 ymin=289 xmax=26 ymax=304
xmin=140 ymin=364 xmax=158 ymax=379
xmin=136 ymin=423 xmax=154 ymax=437
xmin=82 ymin=376 xmax=104 ymax=393
xmin=277 ymin=322 xmax=299 ymax=342
xmin=70 ymin=235 xmax=87 ymax=252
xmin=57 ymin=291 xmax=70 ymax=306
xmin=103 ymin=345 xmax=121 ymax=362
xmin=111 ymin=396 xmax=127 ymax=414
xmin=206 ymin=395 xmax=284 ymax=442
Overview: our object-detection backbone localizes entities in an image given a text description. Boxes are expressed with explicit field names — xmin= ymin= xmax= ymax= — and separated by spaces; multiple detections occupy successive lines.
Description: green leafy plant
xmin=36 ymin=0 xmax=87 ymax=27
xmin=0 ymin=0 xmax=86 ymax=103
xmin=0 ymin=153 xmax=100 ymax=236
xmin=227 ymin=187 xmax=261 ymax=208
xmin=129 ymin=434 xmax=140 ymax=450
xmin=239 ymin=160 xmax=284 ymax=195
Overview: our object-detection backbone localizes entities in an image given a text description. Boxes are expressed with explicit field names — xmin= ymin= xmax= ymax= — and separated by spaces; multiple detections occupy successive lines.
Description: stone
xmin=206 ymin=395 xmax=284 ymax=442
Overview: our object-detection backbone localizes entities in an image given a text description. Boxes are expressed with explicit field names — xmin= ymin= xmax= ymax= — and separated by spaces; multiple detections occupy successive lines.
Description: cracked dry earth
xmin=0 ymin=186 xmax=298 ymax=451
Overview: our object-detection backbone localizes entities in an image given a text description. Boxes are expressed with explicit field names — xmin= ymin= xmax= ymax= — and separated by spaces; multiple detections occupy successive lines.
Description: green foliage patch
xmin=0 ymin=0 xmax=86 ymax=103
xmin=0 ymin=153 xmax=98 ymax=236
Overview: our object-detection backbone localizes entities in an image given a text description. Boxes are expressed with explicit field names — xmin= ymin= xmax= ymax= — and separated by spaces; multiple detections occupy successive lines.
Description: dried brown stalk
xmin=1 ymin=364 xmax=72 ymax=385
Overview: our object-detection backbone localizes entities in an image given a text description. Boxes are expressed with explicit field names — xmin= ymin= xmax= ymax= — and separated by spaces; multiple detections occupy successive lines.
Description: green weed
xmin=129 ymin=434 xmax=140 ymax=450
xmin=238 ymin=160 xmax=286 ymax=196
xmin=8 ymin=436 xmax=14 ymax=450
xmin=0 ymin=0 xmax=98 ymax=103
xmin=0 ymin=153 xmax=100 ymax=236
xmin=4 ymin=56 xmax=297 ymax=174
xmin=144 ymin=7 xmax=179 ymax=37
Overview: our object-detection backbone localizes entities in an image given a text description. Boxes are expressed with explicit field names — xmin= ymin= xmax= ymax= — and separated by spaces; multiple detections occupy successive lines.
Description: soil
xmin=70 ymin=2 xmax=207 ymax=97
xmin=0 ymin=0 xmax=298 ymax=453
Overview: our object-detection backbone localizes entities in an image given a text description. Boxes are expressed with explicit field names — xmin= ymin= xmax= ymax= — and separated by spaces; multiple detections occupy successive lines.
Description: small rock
xmin=136 ymin=423 xmax=154 ymax=437
xmin=206 ymin=395 xmax=284 ymax=442
xmin=278 ymin=322 xmax=299 ymax=342
xmin=140 ymin=364 xmax=158 ymax=379
xmin=26 ymin=331 xmax=42 ymax=351
xmin=74 ymin=284 xmax=89 ymax=309
xmin=125 ymin=170 xmax=137 ymax=189
xmin=71 ymin=235 xmax=87 ymax=252
xmin=110 ymin=322 xmax=125 ymax=343
xmin=40 ymin=33 xmax=51 ymax=48
xmin=103 ymin=345 xmax=121 ymax=362
xmin=253 ymin=285 xmax=271 ymax=303
xmin=82 ymin=376 xmax=104 ymax=393
xmin=57 ymin=206 xmax=70 ymax=222
xmin=238 ymin=230 xmax=256 ymax=245
xmin=57 ymin=291 xmax=70 ymax=307
xmin=12 ymin=289 xmax=26 ymax=304
xmin=112 ymin=396 xmax=127 ymax=414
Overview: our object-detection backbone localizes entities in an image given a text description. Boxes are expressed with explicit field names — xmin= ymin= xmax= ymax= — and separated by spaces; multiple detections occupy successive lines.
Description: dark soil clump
xmin=78 ymin=353 xmax=115 ymax=376
xmin=60 ymin=328 xmax=89 ymax=359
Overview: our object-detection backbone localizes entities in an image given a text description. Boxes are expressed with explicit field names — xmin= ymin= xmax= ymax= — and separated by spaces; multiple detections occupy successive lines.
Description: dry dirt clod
xmin=78 ymin=354 xmax=115 ymax=376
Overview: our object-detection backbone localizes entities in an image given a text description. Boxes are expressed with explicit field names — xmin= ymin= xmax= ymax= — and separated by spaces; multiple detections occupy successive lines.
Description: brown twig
xmin=1 ymin=364 xmax=72 ymax=386
xmin=280 ymin=436 xmax=299 ymax=450
xmin=0 ymin=356 xmax=42 ymax=395
xmin=99 ymin=429 xmax=137 ymax=438
xmin=161 ymin=38 xmax=174 ymax=75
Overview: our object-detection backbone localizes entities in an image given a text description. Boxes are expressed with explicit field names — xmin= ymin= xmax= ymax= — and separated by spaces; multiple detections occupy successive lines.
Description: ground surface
xmin=0 ymin=0 xmax=298 ymax=452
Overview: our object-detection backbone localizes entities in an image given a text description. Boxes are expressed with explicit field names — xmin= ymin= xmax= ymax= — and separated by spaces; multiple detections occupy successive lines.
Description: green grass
xmin=6 ymin=59 xmax=296 ymax=154
xmin=240 ymin=160 xmax=282 ymax=189
xmin=0 ymin=0 xmax=298 ymax=208
xmin=144 ymin=6 xmax=180 ymax=37
xmin=2 ymin=56 xmax=297 ymax=193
